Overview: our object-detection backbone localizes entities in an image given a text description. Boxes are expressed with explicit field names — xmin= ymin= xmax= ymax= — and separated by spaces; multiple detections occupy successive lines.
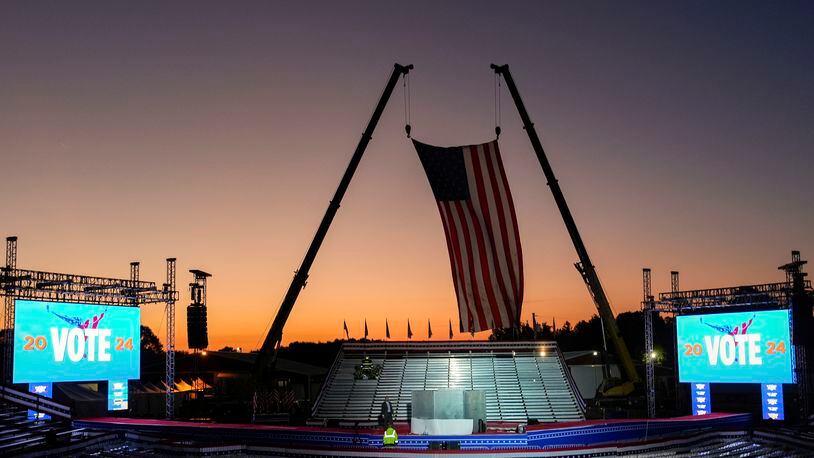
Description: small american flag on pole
xmin=413 ymin=139 xmax=524 ymax=332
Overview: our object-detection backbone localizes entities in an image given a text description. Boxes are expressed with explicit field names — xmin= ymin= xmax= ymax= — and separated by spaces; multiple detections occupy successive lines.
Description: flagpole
xmin=254 ymin=64 xmax=413 ymax=380
xmin=491 ymin=64 xmax=639 ymax=387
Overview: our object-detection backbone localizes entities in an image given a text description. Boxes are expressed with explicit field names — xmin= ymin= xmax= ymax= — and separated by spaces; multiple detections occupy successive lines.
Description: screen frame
xmin=675 ymin=307 xmax=794 ymax=384
xmin=12 ymin=299 xmax=141 ymax=383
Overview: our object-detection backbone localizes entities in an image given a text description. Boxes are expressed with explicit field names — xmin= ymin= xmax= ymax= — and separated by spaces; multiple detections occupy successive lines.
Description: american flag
xmin=413 ymin=139 xmax=523 ymax=332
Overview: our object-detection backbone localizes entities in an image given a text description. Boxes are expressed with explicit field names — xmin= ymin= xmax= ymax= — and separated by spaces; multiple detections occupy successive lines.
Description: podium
xmin=410 ymin=389 xmax=485 ymax=435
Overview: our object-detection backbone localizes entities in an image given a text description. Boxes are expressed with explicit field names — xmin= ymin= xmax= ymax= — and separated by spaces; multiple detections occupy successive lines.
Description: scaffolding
xmin=165 ymin=258 xmax=177 ymax=420
xmin=642 ymin=252 xmax=812 ymax=420
xmin=642 ymin=268 xmax=655 ymax=418
xmin=2 ymin=237 xmax=18 ymax=382
xmin=0 ymin=236 xmax=179 ymax=418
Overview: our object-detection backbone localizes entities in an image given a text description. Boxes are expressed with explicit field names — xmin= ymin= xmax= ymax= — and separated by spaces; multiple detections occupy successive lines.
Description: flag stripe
xmin=486 ymin=142 xmax=522 ymax=305
xmin=489 ymin=145 xmax=520 ymax=301
xmin=491 ymin=142 xmax=524 ymax=306
xmin=450 ymin=200 xmax=490 ymax=330
xmin=468 ymin=144 xmax=515 ymax=326
xmin=482 ymin=142 xmax=520 ymax=309
xmin=463 ymin=197 xmax=504 ymax=329
xmin=439 ymin=202 xmax=476 ymax=331
xmin=463 ymin=146 xmax=503 ymax=327
xmin=450 ymin=201 xmax=489 ymax=329
xmin=437 ymin=202 xmax=470 ymax=332
xmin=441 ymin=202 xmax=479 ymax=330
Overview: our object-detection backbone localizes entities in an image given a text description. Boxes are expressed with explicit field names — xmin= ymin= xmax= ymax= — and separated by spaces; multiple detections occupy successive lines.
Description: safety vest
xmin=383 ymin=427 xmax=398 ymax=446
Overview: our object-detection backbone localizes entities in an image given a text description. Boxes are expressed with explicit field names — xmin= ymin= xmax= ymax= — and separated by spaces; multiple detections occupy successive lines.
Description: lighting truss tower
xmin=670 ymin=271 xmax=681 ymax=412
xmin=130 ymin=262 xmax=140 ymax=306
xmin=3 ymin=236 xmax=18 ymax=383
xmin=189 ymin=270 xmax=211 ymax=393
xmin=130 ymin=262 xmax=140 ymax=282
xmin=671 ymin=271 xmax=679 ymax=296
xmin=779 ymin=250 xmax=810 ymax=421
xmin=190 ymin=270 xmax=210 ymax=305
xmin=188 ymin=269 xmax=211 ymax=350
xmin=0 ymin=236 xmax=178 ymax=405
xmin=165 ymin=258 xmax=177 ymax=419
xmin=642 ymin=268 xmax=655 ymax=418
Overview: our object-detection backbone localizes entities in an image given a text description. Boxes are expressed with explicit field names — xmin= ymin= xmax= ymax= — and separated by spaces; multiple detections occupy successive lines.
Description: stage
xmin=75 ymin=412 xmax=752 ymax=454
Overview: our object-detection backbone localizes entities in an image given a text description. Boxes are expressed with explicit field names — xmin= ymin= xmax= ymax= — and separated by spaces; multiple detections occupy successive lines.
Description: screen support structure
xmin=165 ymin=258 xmax=177 ymax=419
xmin=643 ymin=257 xmax=811 ymax=421
xmin=2 ymin=237 xmax=18 ymax=383
xmin=0 ymin=236 xmax=179 ymax=418
xmin=642 ymin=268 xmax=655 ymax=418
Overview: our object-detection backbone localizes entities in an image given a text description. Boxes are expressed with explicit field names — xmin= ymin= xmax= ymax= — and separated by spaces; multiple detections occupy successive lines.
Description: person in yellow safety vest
xmin=383 ymin=425 xmax=398 ymax=447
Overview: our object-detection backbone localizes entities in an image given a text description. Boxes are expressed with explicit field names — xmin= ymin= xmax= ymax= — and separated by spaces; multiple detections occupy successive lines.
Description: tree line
xmin=137 ymin=310 xmax=675 ymax=378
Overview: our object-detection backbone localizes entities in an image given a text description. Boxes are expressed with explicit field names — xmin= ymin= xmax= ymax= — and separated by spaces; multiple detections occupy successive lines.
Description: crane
xmin=251 ymin=62 xmax=636 ymax=412
xmin=491 ymin=64 xmax=640 ymax=397
xmin=251 ymin=64 xmax=413 ymax=395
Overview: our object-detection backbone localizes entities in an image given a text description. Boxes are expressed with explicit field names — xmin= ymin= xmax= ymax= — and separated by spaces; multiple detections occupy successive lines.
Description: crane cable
xmin=494 ymin=72 xmax=502 ymax=139
xmin=403 ymin=72 xmax=411 ymax=138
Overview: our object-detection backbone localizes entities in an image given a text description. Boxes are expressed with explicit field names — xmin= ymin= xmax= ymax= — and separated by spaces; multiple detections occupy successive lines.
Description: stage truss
xmin=642 ymin=259 xmax=812 ymax=420
xmin=0 ymin=236 xmax=180 ymax=419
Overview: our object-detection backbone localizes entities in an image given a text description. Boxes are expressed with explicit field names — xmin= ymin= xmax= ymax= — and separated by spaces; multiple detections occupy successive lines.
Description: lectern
xmin=410 ymin=389 xmax=486 ymax=435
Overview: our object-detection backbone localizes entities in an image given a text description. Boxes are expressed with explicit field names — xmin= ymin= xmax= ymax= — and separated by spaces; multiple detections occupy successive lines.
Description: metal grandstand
xmin=0 ymin=398 xmax=120 ymax=456
xmin=311 ymin=341 xmax=585 ymax=423
xmin=0 ymin=236 xmax=181 ymax=419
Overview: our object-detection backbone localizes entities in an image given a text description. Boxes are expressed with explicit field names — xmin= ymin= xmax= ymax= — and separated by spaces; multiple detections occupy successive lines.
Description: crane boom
xmin=491 ymin=64 xmax=640 ymax=386
xmin=253 ymin=63 xmax=413 ymax=382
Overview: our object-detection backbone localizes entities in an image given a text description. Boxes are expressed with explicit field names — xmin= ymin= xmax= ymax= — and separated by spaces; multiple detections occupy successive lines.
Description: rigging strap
xmin=403 ymin=72 xmax=412 ymax=138
xmin=494 ymin=72 xmax=502 ymax=139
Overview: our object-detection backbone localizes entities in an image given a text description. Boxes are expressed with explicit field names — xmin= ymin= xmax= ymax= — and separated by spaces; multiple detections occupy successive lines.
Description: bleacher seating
xmin=0 ymin=397 xmax=116 ymax=455
xmin=311 ymin=341 xmax=585 ymax=423
xmin=0 ymin=402 xmax=74 ymax=455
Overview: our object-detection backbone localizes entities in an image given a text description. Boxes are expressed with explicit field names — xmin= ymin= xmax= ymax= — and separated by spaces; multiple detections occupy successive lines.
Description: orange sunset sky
xmin=2 ymin=2 xmax=812 ymax=350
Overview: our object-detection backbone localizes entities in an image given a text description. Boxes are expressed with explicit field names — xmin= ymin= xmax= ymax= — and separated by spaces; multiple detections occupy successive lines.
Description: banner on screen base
xmin=27 ymin=382 xmax=52 ymax=421
xmin=691 ymin=383 xmax=710 ymax=416
xmin=108 ymin=380 xmax=129 ymax=411
xmin=761 ymin=383 xmax=784 ymax=420
xmin=13 ymin=300 xmax=140 ymax=383
xmin=676 ymin=309 xmax=793 ymax=384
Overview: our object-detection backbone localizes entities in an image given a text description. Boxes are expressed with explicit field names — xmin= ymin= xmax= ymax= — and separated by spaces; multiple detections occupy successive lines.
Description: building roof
xmin=204 ymin=351 xmax=327 ymax=377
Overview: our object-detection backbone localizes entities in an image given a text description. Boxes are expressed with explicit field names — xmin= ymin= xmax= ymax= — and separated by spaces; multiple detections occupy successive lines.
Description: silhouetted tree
xmin=489 ymin=322 xmax=557 ymax=341
xmin=276 ymin=339 xmax=347 ymax=368
xmin=486 ymin=311 xmax=676 ymax=371
xmin=141 ymin=325 xmax=163 ymax=354
xmin=615 ymin=311 xmax=674 ymax=366
xmin=140 ymin=325 xmax=165 ymax=382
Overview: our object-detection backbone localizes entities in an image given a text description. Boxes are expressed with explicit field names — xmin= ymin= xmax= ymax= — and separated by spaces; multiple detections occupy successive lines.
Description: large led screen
xmin=676 ymin=309 xmax=793 ymax=384
xmin=13 ymin=300 xmax=140 ymax=383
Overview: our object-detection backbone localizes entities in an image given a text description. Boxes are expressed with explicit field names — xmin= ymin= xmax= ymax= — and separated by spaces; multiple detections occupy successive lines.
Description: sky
xmin=1 ymin=1 xmax=812 ymax=350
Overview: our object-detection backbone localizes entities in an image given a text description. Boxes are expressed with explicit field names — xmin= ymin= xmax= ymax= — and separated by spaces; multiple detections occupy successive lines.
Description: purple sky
xmin=2 ymin=1 xmax=812 ymax=348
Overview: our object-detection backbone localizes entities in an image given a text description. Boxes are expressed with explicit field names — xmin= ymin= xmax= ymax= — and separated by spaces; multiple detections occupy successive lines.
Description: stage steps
xmin=311 ymin=341 xmax=585 ymax=423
